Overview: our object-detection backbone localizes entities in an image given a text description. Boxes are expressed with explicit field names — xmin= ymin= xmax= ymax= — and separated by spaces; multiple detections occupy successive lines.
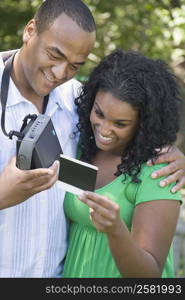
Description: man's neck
xmin=10 ymin=50 xmax=44 ymax=113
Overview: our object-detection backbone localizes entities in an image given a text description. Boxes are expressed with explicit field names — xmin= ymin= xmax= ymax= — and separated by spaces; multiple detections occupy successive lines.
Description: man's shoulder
xmin=0 ymin=52 xmax=4 ymax=68
xmin=57 ymin=78 xmax=82 ymax=92
xmin=0 ymin=50 xmax=17 ymax=73
xmin=50 ymin=79 xmax=82 ymax=113
xmin=0 ymin=49 xmax=17 ymax=63
xmin=53 ymin=78 xmax=82 ymax=100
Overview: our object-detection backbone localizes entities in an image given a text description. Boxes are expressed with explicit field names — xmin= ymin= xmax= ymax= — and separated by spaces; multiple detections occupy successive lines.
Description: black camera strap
xmin=0 ymin=53 xmax=49 ymax=139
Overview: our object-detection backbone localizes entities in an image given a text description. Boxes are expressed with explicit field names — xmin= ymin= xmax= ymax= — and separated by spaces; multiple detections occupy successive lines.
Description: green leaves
xmin=1 ymin=0 xmax=185 ymax=79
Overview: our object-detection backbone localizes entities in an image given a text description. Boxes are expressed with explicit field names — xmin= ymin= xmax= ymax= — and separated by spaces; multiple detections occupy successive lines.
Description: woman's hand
xmin=147 ymin=145 xmax=185 ymax=192
xmin=78 ymin=191 xmax=122 ymax=235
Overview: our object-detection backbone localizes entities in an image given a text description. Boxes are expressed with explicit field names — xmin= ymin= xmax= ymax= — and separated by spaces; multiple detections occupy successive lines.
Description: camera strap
xmin=0 ymin=52 xmax=49 ymax=139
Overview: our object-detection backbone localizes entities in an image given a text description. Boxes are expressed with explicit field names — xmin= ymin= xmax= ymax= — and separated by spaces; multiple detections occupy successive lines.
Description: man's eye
xmin=70 ymin=64 xmax=78 ymax=71
xmin=48 ymin=53 xmax=58 ymax=60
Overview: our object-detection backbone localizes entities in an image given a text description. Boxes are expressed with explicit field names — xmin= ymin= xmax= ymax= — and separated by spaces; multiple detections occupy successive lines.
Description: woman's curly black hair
xmin=75 ymin=49 xmax=182 ymax=183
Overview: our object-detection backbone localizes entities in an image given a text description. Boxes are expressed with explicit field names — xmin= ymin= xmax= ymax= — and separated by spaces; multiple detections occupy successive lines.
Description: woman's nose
xmin=99 ymin=121 xmax=112 ymax=136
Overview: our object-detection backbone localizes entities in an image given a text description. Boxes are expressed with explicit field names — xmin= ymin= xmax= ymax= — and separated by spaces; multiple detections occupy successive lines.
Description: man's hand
xmin=147 ymin=145 xmax=185 ymax=193
xmin=0 ymin=156 xmax=59 ymax=210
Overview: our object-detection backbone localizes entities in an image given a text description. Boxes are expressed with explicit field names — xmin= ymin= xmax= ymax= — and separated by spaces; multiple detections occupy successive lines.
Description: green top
xmin=63 ymin=163 xmax=181 ymax=278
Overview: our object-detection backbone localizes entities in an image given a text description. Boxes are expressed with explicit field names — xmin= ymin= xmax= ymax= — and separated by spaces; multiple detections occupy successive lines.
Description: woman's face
xmin=90 ymin=90 xmax=138 ymax=155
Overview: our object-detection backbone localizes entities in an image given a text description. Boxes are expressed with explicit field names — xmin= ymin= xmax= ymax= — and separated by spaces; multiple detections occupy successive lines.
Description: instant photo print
xmin=58 ymin=154 xmax=98 ymax=195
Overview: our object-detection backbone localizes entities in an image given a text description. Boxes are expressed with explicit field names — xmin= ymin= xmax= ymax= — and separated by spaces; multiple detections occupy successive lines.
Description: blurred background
xmin=0 ymin=0 xmax=185 ymax=277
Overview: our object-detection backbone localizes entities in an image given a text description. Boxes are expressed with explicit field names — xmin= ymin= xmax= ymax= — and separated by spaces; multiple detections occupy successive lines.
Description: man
xmin=0 ymin=0 xmax=184 ymax=277
xmin=0 ymin=0 xmax=96 ymax=277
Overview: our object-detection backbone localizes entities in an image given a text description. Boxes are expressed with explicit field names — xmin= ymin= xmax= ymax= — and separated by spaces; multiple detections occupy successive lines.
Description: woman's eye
xmin=115 ymin=123 xmax=126 ymax=128
xmin=95 ymin=109 xmax=103 ymax=117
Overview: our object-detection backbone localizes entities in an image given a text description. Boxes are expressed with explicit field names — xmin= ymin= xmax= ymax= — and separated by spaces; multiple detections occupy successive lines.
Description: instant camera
xmin=16 ymin=114 xmax=62 ymax=170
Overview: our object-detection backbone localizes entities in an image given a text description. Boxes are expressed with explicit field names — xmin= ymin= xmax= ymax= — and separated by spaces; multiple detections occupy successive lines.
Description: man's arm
xmin=0 ymin=156 xmax=59 ymax=210
xmin=147 ymin=145 xmax=185 ymax=192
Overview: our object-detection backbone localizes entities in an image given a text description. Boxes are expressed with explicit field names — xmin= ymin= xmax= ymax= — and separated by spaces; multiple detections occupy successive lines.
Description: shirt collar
xmin=6 ymin=78 xmax=28 ymax=107
xmin=5 ymin=78 xmax=64 ymax=113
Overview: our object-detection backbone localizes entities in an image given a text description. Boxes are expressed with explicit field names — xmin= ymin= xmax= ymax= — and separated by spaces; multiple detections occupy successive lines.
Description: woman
xmin=63 ymin=49 xmax=182 ymax=277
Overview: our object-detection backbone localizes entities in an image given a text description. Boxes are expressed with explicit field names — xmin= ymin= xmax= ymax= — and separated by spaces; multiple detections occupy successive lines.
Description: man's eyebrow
xmin=48 ymin=47 xmax=85 ymax=66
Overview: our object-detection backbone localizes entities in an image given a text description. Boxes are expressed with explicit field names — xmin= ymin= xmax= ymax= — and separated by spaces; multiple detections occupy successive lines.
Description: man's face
xmin=20 ymin=13 xmax=95 ymax=97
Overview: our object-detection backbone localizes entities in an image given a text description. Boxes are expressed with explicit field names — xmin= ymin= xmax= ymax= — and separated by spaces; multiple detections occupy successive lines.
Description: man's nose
xmin=51 ymin=62 xmax=68 ymax=81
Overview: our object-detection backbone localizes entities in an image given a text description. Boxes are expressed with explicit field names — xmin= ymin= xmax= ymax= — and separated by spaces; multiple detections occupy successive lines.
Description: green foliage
xmin=83 ymin=0 xmax=185 ymax=75
xmin=0 ymin=0 xmax=40 ymax=50
xmin=1 ymin=0 xmax=185 ymax=77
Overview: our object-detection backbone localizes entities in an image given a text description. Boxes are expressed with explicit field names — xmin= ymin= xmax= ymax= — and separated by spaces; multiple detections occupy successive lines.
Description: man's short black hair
xmin=34 ymin=0 xmax=96 ymax=33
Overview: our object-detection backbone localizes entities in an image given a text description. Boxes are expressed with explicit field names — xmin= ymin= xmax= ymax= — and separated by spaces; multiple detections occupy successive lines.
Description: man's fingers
xmin=9 ymin=156 xmax=17 ymax=165
xmin=151 ymin=161 xmax=180 ymax=179
xmin=148 ymin=152 xmax=173 ymax=166
xmin=49 ymin=160 xmax=60 ymax=177
xmin=27 ymin=160 xmax=59 ymax=180
xmin=28 ymin=172 xmax=58 ymax=194
xmin=33 ymin=180 xmax=56 ymax=194
xmin=6 ymin=156 xmax=18 ymax=170
xmin=147 ymin=145 xmax=184 ymax=166
xmin=25 ymin=167 xmax=54 ymax=180
xmin=158 ymin=169 xmax=185 ymax=187
xmin=29 ymin=163 xmax=59 ymax=188
xmin=171 ymin=177 xmax=185 ymax=193
xmin=30 ymin=173 xmax=53 ymax=186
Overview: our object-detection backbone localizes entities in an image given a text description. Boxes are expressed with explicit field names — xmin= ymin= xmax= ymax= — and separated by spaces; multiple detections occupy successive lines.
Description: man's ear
xmin=23 ymin=19 xmax=37 ymax=43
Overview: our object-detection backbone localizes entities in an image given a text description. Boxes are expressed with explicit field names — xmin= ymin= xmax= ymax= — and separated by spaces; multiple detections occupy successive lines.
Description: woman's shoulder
xmin=136 ymin=162 xmax=182 ymax=204
xmin=138 ymin=162 xmax=168 ymax=180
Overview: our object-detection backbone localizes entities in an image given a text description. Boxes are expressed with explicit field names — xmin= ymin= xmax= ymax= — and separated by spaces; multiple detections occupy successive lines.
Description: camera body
xmin=16 ymin=114 xmax=62 ymax=170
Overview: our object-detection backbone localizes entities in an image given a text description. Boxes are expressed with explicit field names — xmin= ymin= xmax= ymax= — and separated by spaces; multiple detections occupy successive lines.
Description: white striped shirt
xmin=0 ymin=54 xmax=81 ymax=277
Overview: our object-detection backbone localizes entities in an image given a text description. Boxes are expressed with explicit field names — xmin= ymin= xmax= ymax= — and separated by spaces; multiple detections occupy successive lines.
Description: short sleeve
xmin=135 ymin=163 xmax=182 ymax=205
